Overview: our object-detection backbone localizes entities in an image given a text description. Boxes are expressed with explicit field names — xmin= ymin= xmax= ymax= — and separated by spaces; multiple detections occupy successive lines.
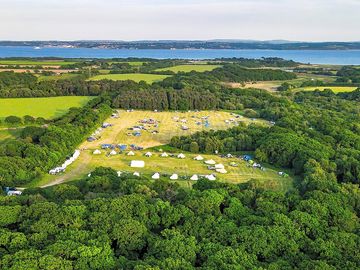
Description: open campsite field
xmin=300 ymin=86 xmax=358 ymax=93
xmin=0 ymin=96 xmax=93 ymax=119
xmin=155 ymin=64 xmax=221 ymax=73
xmin=33 ymin=110 xmax=291 ymax=190
xmin=88 ymin=73 xmax=171 ymax=83
xmin=83 ymin=110 xmax=269 ymax=149
xmin=0 ymin=60 xmax=76 ymax=66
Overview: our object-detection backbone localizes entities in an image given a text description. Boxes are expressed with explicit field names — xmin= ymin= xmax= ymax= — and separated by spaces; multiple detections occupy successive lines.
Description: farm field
xmin=155 ymin=64 xmax=221 ymax=73
xmin=300 ymin=86 xmax=358 ymax=93
xmin=32 ymin=110 xmax=292 ymax=189
xmin=0 ymin=60 xmax=76 ymax=66
xmin=88 ymin=73 xmax=171 ymax=83
xmin=109 ymin=61 xmax=145 ymax=66
xmin=37 ymin=73 xmax=80 ymax=81
xmin=0 ymin=96 xmax=93 ymax=119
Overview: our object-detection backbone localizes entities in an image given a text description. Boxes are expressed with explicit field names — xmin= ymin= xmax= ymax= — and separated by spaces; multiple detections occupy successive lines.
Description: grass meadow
xmin=155 ymin=64 xmax=221 ymax=73
xmin=0 ymin=96 xmax=93 ymax=119
xmin=88 ymin=74 xmax=171 ymax=83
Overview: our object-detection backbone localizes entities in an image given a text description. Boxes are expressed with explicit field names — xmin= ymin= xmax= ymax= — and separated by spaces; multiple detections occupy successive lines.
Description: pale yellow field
xmin=82 ymin=110 xmax=268 ymax=149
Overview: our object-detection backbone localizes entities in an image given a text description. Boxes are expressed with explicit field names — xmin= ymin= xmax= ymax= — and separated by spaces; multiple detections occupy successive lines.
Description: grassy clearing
xmin=0 ymin=96 xmax=93 ymax=119
xmin=0 ymin=60 xmax=76 ymax=66
xmin=83 ymin=110 xmax=269 ymax=149
xmin=88 ymin=74 xmax=171 ymax=83
xmin=32 ymin=110 xmax=292 ymax=190
xmin=155 ymin=65 xmax=221 ymax=73
xmin=37 ymin=74 xmax=80 ymax=81
xmin=0 ymin=128 xmax=22 ymax=142
xmin=300 ymin=86 xmax=358 ymax=93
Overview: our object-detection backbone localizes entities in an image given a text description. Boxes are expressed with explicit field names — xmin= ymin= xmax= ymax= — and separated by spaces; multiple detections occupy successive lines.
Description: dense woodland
xmin=0 ymin=58 xmax=359 ymax=269
xmin=0 ymin=164 xmax=359 ymax=269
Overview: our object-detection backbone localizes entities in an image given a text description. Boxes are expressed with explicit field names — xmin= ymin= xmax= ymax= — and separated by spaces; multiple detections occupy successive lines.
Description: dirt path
xmin=41 ymin=151 xmax=93 ymax=188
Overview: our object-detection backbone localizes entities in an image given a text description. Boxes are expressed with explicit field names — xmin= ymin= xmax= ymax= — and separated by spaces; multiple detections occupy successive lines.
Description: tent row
xmin=49 ymin=150 xmax=81 ymax=175
xmin=128 ymin=172 xmax=215 ymax=181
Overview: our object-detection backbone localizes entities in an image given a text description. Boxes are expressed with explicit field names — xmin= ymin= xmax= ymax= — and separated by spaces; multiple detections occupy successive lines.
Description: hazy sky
xmin=1 ymin=0 xmax=359 ymax=41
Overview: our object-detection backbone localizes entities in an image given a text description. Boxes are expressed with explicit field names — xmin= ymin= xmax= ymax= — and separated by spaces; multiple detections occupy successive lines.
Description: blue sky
xmin=1 ymin=0 xmax=359 ymax=41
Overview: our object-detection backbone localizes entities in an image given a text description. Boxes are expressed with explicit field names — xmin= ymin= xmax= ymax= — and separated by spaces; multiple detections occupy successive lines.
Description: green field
xmin=156 ymin=64 xmax=221 ymax=73
xmin=0 ymin=96 xmax=93 ymax=119
xmin=88 ymin=74 xmax=171 ymax=83
xmin=301 ymin=86 xmax=358 ymax=93
xmin=0 ymin=60 xmax=76 ymax=66
xmin=37 ymin=74 xmax=80 ymax=81
xmin=110 ymin=62 xmax=145 ymax=66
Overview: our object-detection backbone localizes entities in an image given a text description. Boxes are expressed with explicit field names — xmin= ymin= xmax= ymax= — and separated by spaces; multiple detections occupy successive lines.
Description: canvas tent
xmin=216 ymin=168 xmax=228 ymax=174
xmin=170 ymin=174 xmax=178 ymax=180
xmin=127 ymin=151 xmax=135 ymax=156
xmin=130 ymin=160 xmax=145 ymax=168
xmin=214 ymin=164 xmax=225 ymax=170
xmin=145 ymin=152 xmax=152 ymax=157
xmin=161 ymin=152 xmax=169 ymax=157
xmin=206 ymin=174 xmax=216 ymax=181
xmin=177 ymin=153 xmax=186 ymax=159
xmin=194 ymin=155 xmax=204 ymax=161
xmin=93 ymin=149 xmax=101 ymax=155
xmin=133 ymin=172 xmax=140 ymax=177
xmin=110 ymin=150 xmax=117 ymax=155
xmin=205 ymin=159 xmax=216 ymax=165
xmin=190 ymin=174 xmax=199 ymax=181
xmin=152 ymin=173 xmax=160 ymax=179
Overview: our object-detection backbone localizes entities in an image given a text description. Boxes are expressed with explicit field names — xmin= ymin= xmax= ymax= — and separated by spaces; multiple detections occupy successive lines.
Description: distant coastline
xmin=1 ymin=40 xmax=360 ymax=50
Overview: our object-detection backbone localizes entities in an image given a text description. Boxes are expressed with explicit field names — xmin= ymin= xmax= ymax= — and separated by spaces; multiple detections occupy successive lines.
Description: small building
xmin=170 ymin=174 xmax=178 ymax=180
xmin=117 ymin=171 xmax=122 ymax=177
xmin=152 ymin=173 xmax=160 ymax=179
xmin=130 ymin=160 xmax=145 ymax=168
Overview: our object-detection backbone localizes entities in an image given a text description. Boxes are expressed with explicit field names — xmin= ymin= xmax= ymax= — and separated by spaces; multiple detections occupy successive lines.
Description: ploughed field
xmin=0 ymin=96 xmax=93 ymax=119
xmin=88 ymin=74 xmax=171 ymax=83
xmin=36 ymin=110 xmax=292 ymax=190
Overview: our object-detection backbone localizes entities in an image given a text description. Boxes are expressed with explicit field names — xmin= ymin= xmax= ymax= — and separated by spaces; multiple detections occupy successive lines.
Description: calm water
xmin=1 ymin=46 xmax=360 ymax=65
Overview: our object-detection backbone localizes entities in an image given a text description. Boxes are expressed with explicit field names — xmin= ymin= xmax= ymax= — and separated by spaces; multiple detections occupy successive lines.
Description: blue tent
xmin=118 ymin=144 xmax=127 ymax=151
xmin=243 ymin=155 xmax=252 ymax=161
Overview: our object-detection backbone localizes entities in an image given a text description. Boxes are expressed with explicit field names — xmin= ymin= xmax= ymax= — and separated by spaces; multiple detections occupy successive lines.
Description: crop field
xmin=33 ymin=110 xmax=292 ymax=190
xmin=0 ymin=96 xmax=93 ymax=119
xmin=37 ymin=73 xmax=80 ymax=81
xmin=88 ymin=74 xmax=171 ymax=83
xmin=300 ymin=86 xmax=358 ymax=93
xmin=109 ymin=62 xmax=145 ymax=66
xmin=156 ymin=64 xmax=221 ymax=73
xmin=0 ymin=60 xmax=76 ymax=66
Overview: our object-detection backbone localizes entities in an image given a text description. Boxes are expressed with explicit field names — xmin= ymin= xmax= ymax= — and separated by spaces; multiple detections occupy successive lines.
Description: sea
xmin=1 ymin=46 xmax=360 ymax=65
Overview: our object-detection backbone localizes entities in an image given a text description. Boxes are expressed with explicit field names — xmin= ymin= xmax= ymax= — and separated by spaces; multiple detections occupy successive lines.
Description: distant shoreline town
xmin=1 ymin=40 xmax=360 ymax=50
